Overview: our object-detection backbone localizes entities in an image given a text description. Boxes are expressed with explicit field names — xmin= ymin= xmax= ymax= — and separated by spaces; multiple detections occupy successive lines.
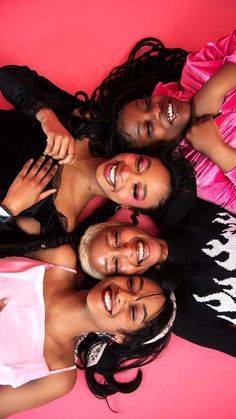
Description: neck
xmin=72 ymin=142 xmax=107 ymax=197
xmin=55 ymin=290 xmax=99 ymax=339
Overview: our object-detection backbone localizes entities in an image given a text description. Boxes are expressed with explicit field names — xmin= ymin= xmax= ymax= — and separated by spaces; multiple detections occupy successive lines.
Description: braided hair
xmin=73 ymin=38 xmax=188 ymax=157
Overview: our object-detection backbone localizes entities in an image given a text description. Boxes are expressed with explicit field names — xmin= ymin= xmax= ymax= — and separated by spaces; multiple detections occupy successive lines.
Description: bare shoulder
xmin=27 ymin=244 xmax=77 ymax=270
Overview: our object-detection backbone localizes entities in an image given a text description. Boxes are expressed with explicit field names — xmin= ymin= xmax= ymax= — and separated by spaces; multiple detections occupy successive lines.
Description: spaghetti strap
xmin=49 ymin=365 xmax=77 ymax=375
xmin=46 ymin=263 xmax=77 ymax=274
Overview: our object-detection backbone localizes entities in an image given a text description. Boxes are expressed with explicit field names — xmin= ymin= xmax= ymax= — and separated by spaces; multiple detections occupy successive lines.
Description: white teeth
xmin=110 ymin=165 xmax=117 ymax=186
xmin=167 ymin=103 xmax=174 ymax=123
xmin=104 ymin=291 xmax=112 ymax=312
xmin=138 ymin=241 xmax=144 ymax=262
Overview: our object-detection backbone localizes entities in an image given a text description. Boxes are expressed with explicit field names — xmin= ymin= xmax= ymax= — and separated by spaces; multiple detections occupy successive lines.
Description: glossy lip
xmin=135 ymin=239 xmax=150 ymax=265
xmin=104 ymin=163 xmax=118 ymax=190
xmin=101 ymin=286 xmax=113 ymax=314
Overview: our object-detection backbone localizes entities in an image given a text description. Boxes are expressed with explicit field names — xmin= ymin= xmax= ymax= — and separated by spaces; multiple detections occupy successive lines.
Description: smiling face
xmin=96 ymin=153 xmax=171 ymax=209
xmin=86 ymin=223 xmax=164 ymax=277
xmin=86 ymin=275 xmax=166 ymax=337
xmin=119 ymin=95 xmax=191 ymax=148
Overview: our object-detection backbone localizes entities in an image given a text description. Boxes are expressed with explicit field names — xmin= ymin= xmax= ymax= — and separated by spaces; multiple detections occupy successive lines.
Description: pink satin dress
xmin=153 ymin=29 xmax=236 ymax=214
xmin=0 ymin=257 xmax=77 ymax=388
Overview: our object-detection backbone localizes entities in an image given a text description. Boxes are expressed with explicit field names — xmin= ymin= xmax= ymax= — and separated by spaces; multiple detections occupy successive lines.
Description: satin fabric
xmin=0 ymin=257 xmax=76 ymax=388
xmin=153 ymin=29 xmax=236 ymax=214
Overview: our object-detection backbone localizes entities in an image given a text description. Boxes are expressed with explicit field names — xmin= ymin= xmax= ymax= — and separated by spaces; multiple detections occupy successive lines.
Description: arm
xmin=192 ymin=62 xmax=236 ymax=118
xmin=0 ymin=370 xmax=76 ymax=417
xmin=1 ymin=156 xmax=57 ymax=217
xmin=0 ymin=65 xmax=79 ymax=116
xmin=0 ymin=65 xmax=82 ymax=163
xmin=186 ymin=116 xmax=236 ymax=174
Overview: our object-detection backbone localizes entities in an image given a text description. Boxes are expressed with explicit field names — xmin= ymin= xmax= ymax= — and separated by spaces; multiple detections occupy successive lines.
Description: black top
xmin=0 ymin=65 xmax=89 ymax=242
xmin=163 ymin=200 xmax=236 ymax=357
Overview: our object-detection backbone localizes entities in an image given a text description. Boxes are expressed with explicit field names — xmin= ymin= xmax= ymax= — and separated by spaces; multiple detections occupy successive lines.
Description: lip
xmin=135 ymin=239 xmax=150 ymax=265
xmin=104 ymin=163 xmax=118 ymax=189
xmin=101 ymin=286 xmax=113 ymax=314
xmin=163 ymin=99 xmax=178 ymax=127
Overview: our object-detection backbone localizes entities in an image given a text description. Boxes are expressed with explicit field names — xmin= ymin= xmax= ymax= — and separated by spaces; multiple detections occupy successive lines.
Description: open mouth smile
xmin=102 ymin=286 xmax=113 ymax=314
xmin=136 ymin=240 xmax=149 ymax=265
xmin=105 ymin=163 xmax=119 ymax=189
xmin=166 ymin=101 xmax=177 ymax=125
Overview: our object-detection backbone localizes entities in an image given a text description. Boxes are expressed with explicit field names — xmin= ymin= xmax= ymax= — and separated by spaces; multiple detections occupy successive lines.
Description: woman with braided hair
xmin=97 ymin=30 xmax=236 ymax=213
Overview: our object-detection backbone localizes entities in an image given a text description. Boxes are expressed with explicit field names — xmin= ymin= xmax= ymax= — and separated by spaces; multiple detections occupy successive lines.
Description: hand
xmin=0 ymin=298 xmax=8 ymax=311
xmin=2 ymin=156 xmax=57 ymax=216
xmin=186 ymin=115 xmax=224 ymax=157
xmin=36 ymin=108 xmax=76 ymax=165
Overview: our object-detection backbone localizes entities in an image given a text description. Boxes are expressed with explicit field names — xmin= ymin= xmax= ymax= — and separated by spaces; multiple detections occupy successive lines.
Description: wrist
xmin=36 ymin=107 xmax=54 ymax=123
xmin=1 ymin=199 xmax=19 ymax=217
xmin=0 ymin=203 xmax=15 ymax=223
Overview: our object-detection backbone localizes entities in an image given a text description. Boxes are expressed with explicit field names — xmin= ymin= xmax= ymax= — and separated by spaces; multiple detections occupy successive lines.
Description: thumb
xmin=37 ymin=189 xmax=57 ymax=202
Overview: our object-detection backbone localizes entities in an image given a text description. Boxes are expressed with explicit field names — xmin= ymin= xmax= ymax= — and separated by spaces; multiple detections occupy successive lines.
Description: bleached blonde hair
xmin=79 ymin=221 xmax=129 ymax=279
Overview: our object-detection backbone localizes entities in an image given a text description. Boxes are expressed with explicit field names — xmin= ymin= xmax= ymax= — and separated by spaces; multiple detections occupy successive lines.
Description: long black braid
xmin=73 ymin=37 xmax=189 ymax=157
xmin=0 ymin=200 xmax=120 ymax=257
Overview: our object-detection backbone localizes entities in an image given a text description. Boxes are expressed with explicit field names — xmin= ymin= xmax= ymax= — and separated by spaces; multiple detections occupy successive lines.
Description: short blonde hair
xmin=79 ymin=221 xmax=127 ymax=279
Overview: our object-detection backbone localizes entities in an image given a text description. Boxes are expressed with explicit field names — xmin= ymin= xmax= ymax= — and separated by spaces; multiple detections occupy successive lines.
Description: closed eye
xmin=145 ymin=96 xmax=151 ymax=111
xmin=146 ymin=121 xmax=152 ymax=137
xmin=130 ymin=305 xmax=137 ymax=321
xmin=128 ymin=277 xmax=134 ymax=292
xmin=133 ymin=184 xmax=138 ymax=199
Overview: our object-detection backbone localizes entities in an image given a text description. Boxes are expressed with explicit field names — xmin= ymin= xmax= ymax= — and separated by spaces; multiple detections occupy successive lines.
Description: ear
xmin=113 ymin=334 xmax=125 ymax=344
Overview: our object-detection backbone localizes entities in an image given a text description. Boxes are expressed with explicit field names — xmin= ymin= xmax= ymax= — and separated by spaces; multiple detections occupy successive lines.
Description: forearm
xmin=207 ymin=142 xmax=236 ymax=173
xmin=193 ymin=62 xmax=236 ymax=118
xmin=0 ymin=65 xmax=79 ymax=116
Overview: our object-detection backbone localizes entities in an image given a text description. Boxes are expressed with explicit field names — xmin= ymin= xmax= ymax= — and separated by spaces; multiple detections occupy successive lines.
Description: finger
xmin=44 ymin=135 xmax=55 ymax=155
xmin=39 ymin=165 xmax=58 ymax=189
xmin=27 ymin=156 xmax=47 ymax=178
xmin=17 ymin=158 xmax=34 ymax=177
xmin=34 ymin=159 xmax=55 ymax=182
xmin=47 ymin=136 xmax=62 ymax=157
xmin=37 ymin=188 xmax=57 ymax=202
xmin=59 ymin=155 xmax=75 ymax=165
xmin=0 ymin=298 xmax=9 ymax=311
xmin=59 ymin=139 xmax=76 ymax=164
xmin=54 ymin=138 xmax=70 ymax=160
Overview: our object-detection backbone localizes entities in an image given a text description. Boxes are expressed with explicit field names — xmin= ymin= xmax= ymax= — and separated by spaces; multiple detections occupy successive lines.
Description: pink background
xmin=1 ymin=0 xmax=235 ymax=418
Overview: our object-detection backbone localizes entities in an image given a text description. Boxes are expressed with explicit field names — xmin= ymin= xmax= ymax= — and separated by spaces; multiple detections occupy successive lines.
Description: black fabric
xmin=143 ymin=156 xmax=197 ymax=228
xmin=0 ymin=65 xmax=85 ymax=242
xmin=162 ymin=199 xmax=236 ymax=357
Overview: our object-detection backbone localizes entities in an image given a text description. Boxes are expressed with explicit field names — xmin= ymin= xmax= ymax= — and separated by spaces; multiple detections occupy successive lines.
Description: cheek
xmin=112 ymin=189 xmax=133 ymax=206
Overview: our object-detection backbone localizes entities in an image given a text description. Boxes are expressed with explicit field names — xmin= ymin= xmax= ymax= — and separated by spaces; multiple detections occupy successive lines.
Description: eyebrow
xmin=142 ymin=304 xmax=147 ymax=323
xmin=137 ymin=122 xmax=141 ymax=138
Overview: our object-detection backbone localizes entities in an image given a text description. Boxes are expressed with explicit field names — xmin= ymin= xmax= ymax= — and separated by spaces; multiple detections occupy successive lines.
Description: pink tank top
xmin=0 ymin=256 xmax=77 ymax=388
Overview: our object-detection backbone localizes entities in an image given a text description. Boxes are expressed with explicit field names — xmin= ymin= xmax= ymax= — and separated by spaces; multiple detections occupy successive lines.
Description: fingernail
xmin=2 ymin=298 xmax=9 ymax=306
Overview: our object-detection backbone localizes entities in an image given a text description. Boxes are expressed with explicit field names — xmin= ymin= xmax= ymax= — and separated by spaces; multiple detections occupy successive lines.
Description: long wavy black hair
xmin=75 ymin=37 xmax=188 ymax=157
xmin=76 ymin=268 xmax=178 ymax=398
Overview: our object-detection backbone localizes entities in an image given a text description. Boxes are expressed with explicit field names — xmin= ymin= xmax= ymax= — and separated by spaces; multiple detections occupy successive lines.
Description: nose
xmin=145 ymin=101 xmax=161 ymax=122
xmin=116 ymin=288 xmax=134 ymax=306
xmin=119 ymin=163 xmax=133 ymax=184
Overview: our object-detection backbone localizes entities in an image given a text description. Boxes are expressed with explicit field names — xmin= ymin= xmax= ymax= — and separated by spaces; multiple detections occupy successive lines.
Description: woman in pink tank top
xmin=0 ymin=243 xmax=175 ymax=417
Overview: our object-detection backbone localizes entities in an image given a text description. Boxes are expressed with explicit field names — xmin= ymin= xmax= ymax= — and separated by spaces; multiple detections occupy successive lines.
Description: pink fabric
xmin=0 ymin=257 xmax=76 ymax=388
xmin=153 ymin=30 xmax=236 ymax=213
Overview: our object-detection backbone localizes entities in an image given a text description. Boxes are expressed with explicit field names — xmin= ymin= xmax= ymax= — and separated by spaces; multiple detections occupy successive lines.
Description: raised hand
xmin=186 ymin=115 xmax=236 ymax=173
xmin=36 ymin=108 xmax=76 ymax=165
xmin=1 ymin=156 xmax=57 ymax=216
xmin=186 ymin=115 xmax=224 ymax=155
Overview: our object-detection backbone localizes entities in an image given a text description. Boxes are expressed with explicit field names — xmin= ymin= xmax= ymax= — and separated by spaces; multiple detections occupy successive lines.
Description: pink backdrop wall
xmin=1 ymin=1 xmax=235 ymax=418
